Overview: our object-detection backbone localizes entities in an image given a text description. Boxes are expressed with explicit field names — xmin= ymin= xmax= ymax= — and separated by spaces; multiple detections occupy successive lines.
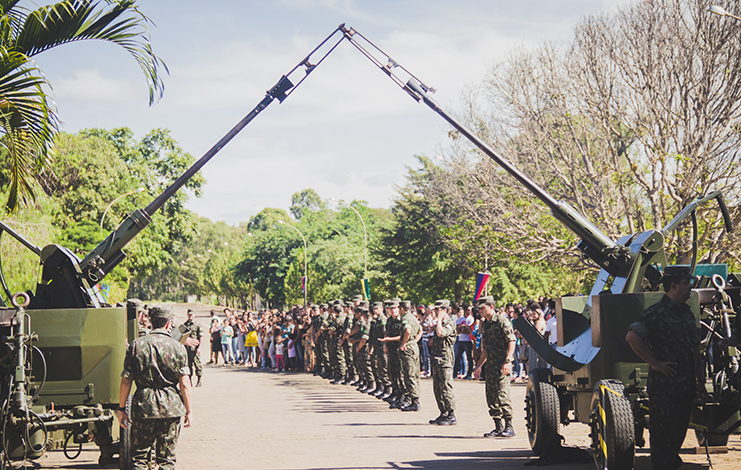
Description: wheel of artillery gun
xmin=590 ymin=379 xmax=635 ymax=470
xmin=525 ymin=368 xmax=560 ymax=456
xmin=694 ymin=429 xmax=729 ymax=447
xmin=119 ymin=397 xmax=132 ymax=470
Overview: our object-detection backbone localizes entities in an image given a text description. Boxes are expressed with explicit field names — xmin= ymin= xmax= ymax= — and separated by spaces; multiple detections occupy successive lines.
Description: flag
xmin=361 ymin=278 xmax=370 ymax=300
xmin=474 ymin=272 xmax=490 ymax=301
xmin=302 ymin=276 xmax=306 ymax=293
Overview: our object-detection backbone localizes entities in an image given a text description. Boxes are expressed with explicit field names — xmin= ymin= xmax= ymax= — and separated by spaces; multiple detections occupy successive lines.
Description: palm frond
xmin=15 ymin=0 xmax=166 ymax=104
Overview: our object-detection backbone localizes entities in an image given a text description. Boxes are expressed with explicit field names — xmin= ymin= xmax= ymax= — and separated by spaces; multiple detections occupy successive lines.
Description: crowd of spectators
xmin=199 ymin=296 xmax=557 ymax=381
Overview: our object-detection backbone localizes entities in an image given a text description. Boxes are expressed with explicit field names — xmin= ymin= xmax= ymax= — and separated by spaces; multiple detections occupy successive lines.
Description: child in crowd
xmin=275 ymin=335 xmax=285 ymax=372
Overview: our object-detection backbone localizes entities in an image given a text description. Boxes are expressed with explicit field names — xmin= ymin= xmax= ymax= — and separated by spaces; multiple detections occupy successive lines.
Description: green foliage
xmin=290 ymin=188 xmax=324 ymax=220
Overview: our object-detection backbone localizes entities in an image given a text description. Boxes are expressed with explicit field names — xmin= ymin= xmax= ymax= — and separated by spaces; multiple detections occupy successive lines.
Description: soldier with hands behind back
xmin=117 ymin=306 xmax=193 ymax=470
xmin=429 ymin=299 xmax=457 ymax=425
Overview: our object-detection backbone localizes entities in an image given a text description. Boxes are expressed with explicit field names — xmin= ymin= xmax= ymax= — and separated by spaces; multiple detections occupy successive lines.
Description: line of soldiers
xmin=309 ymin=295 xmax=517 ymax=435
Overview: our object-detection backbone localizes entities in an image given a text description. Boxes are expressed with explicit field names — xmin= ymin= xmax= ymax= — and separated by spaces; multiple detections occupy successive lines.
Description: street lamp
xmin=710 ymin=5 xmax=741 ymax=21
xmin=207 ymin=249 xmax=225 ymax=263
xmin=330 ymin=198 xmax=369 ymax=299
xmin=99 ymin=187 xmax=145 ymax=236
xmin=277 ymin=220 xmax=307 ymax=308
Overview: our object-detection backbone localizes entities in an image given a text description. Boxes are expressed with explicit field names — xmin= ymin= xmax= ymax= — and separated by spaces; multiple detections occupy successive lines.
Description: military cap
xmin=126 ymin=298 xmax=144 ymax=311
xmin=333 ymin=305 xmax=342 ymax=313
xmin=187 ymin=308 xmax=195 ymax=314
xmin=384 ymin=299 xmax=399 ymax=307
xmin=476 ymin=296 xmax=496 ymax=307
xmin=359 ymin=300 xmax=370 ymax=309
xmin=434 ymin=299 xmax=451 ymax=309
xmin=663 ymin=266 xmax=693 ymax=280
xmin=320 ymin=303 xmax=328 ymax=309
xmin=400 ymin=300 xmax=412 ymax=310
xmin=356 ymin=304 xmax=369 ymax=313
xmin=332 ymin=299 xmax=345 ymax=306
xmin=149 ymin=305 xmax=174 ymax=321
xmin=372 ymin=301 xmax=384 ymax=309
xmin=353 ymin=294 xmax=364 ymax=302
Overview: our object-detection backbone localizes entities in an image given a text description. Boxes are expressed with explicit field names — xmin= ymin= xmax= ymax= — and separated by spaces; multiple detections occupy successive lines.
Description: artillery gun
xmin=0 ymin=22 xmax=737 ymax=470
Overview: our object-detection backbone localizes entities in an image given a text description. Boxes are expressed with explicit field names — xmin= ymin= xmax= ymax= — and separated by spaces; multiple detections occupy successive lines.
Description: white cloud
xmin=53 ymin=69 xmax=138 ymax=102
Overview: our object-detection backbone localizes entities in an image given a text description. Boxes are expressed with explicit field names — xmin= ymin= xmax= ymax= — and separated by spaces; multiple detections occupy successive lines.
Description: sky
xmin=33 ymin=0 xmax=634 ymax=225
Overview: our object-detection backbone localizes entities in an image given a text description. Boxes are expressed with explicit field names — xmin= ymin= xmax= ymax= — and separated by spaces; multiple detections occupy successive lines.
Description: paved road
xmin=34 ymin=305 xmax=739 ymax=469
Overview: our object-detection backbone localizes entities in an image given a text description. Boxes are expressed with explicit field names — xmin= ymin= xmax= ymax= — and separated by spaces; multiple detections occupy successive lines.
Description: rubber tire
xmin=590 ymin=379 xmax=635 ymax=470
xmin=694 ymin=429 xmax=729 ymax=447
xmin=526 ymin=368 xmax=560 ymax=456
xmin=119 ymin=397 xmax=132 ymax=470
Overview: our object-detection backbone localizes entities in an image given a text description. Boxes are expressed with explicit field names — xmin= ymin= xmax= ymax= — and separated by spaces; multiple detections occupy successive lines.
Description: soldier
xmin=369 ymin=301 xmax=391 ymax=397
xmin=180 ymin=309 xmax=203 ymax=387
xmin=473 ymin=296 xmax=516 ymax=438
xmin=342 ymin=301 xmax=358 ymax=385
xmin=117 ymin=306 xmax=192 ymax=469
xmin=429 ymin=299 xmax=457 ymax=425
xmin=379 ymin=298 xmax=403 ymax=404
xmin=330 ymin=301 xmax=348 ymax=384
xmin=398 ymin=300 xmax=422 ymax=412
xmin=350 ymin=304 xmax=374 ymax=392
xmin=626 ymin=267 xmax=705 ymax=470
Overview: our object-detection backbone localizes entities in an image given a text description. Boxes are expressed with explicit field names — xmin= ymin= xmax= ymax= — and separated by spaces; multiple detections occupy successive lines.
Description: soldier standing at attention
xmin=473 ymin=296 xmax=516 ymax=438
xmin=380 ymin=298 xmax=403 ymax=404
xmin=370 ymin=301 xmax=391 ymax=397
xmin=429 ymin=299 xmax=457 ymax=425
xmin=181 ymin=309 xmax=203 ymax=387
xmin=117 ymin=306 xmax=192 ymax=469
xmin=330 ymin=302 xmax=347 ymax=384
xmin=626 ymin=267 xmax=704 ymax=470
xmin=399 ymin=300 xmax=422 ymax=412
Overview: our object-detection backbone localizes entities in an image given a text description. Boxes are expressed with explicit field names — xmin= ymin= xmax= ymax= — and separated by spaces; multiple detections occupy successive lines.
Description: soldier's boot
xmin=196 ymin=376 xmax=202 ymax=388
xmin=388 ymin=395 xmax=402 ymax=409
xmin=313 ymin=367 xmax=322 ymax=376
xmin=384 ymin=391 xmax=397 ymax=403
xmin=437 ymin=411 xmax=457 ymax=426
xmin=429 ymin=412 xmax=446 ymax=425
xmin=372 ymin=386 xmax=385 ymax=397
xmin=356 ymin=382 xmax=367 ymax=392
xmin=379 ymin=387 xmax=393 ymax=400
xmin=498 ymin=419 xmax=515 ymax=438
xmin=483 ymin=419 xmax=504 ymax=437
xmin=400 ymin=397 xmax=420 ymax=412
xmin=364 ymin=383 xmax=377 ymax=394
xmin=348 ymin=375 xmax=360 ymax=386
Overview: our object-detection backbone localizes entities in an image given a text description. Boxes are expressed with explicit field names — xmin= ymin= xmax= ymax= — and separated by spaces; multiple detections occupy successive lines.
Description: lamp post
xmin=330 ymin=199 xmax=369 ymax=299
xmin=278 ymin=220 xmax=307 ymax=308
xmin=710 ymin=5 xmax=741 ymax=21
xmin=207 ymin=249 xmax=226 ymax=263
xmin=99 ymin=187 xmax=145 ymax=236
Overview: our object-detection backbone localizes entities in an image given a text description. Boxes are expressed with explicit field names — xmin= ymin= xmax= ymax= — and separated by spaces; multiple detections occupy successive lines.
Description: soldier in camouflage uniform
xmin=398 ymin=300 xmax=422 ymax=411
xmin=626 ymin=267 xmax=704 ymax=470
xmin=342 ymin=302 xmax=358 ymax=385
xmin=473 ymin=296 xmax=516 ymax=438
xmin=117 ymin=306 xmax=192 ymax=470
xmin=429 ymin=299 xmax=457 ymax=425
xmin=350 ymin=305 xmax=374 ymax=392
xmin=330 ymin=302 xmax=348 ymax=384
xmin=380 ymin=299 xmax=403 ymax=404
xmin=180 ymin=309 xmax=203 ymax=387
xmin=370 ymin=301 xmax=391 ymax=397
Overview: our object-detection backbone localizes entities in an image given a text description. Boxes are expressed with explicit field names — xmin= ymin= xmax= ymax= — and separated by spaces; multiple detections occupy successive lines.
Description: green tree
xmin=290 ymin=188 xmax=324 ymax=220
xmin=0 ymin=0 xmax=166 ymax=211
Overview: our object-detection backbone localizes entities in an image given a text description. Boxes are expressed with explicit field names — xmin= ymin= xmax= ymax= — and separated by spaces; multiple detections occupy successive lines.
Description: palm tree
xmin=0 ymin=0 xmax=166 ymax=211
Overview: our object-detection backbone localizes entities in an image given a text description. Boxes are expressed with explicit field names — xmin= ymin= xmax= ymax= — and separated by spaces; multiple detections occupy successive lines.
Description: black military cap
xmin=126 ymin=298 xmax=144 ymax=311
xmin=476 ymin=296 xmax=496 ymax=307
xmin=434 ymin=299 xmax=451 ymax=309
xmin=149 ymin=305 xmax=174 ymax=321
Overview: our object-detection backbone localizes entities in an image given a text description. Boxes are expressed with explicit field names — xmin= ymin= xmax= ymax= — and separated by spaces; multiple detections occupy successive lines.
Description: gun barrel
xmin=405 ymin=79 xmax=616 ymax=255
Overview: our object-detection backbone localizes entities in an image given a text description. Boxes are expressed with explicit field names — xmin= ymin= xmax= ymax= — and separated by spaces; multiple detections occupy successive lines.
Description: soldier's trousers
xmin=357 ymin=347 xmax=373 ymax=384
xmin=344 ymin=340 xmax=355 ymax=377
xmin=649 ymin=390 xmax=693 ymax=470
xmin=400 ymin=343 xmax=421 ymax=400
xmin=485 ymin=362 xmax=512 ymax=419
xmin=387 ymin=344 xmax=401 ymax=394
xmin=130 ymin=417 xmax=181 ymax=470
xmin=187 ymin=347 xmax=202 ymax=378
xmin=319 ymin=334 xmax=330 ymax=370
xmin=372 ymin=347 xmax=390 ymax=388
xmin=334 ymin=337 xmax=346 ymax=377
xmin=432 ymin=362 xmax=455 ymax=413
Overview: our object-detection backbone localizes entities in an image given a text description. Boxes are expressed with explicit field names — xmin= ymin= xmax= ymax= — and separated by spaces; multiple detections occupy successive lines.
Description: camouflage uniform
xmin=121 ymin=328 xmax=189 ymax=470
xmin=480 ymin=313 xmax=516 ymax=420
xmin=181 ymin=318 xmax=203 ymax=380
xmin=630 ymin=294 xmax=699 ymax=470
xmin=431 ymin=311 xmax=457 ymax=414
xmin=386 ymin=314 xmax=403 ymax=395
xmin=332 ymin=308 xmax=347 ymax=379
xmin=399 ymin=309 xmax=421 ymax=401
xmin=371 ymin=310 xmax=390 ymax=390
xmin=356 ymin=317 xmax=373 ymax=385
xmin=344 ymin=312 xmax=357 ymax=379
